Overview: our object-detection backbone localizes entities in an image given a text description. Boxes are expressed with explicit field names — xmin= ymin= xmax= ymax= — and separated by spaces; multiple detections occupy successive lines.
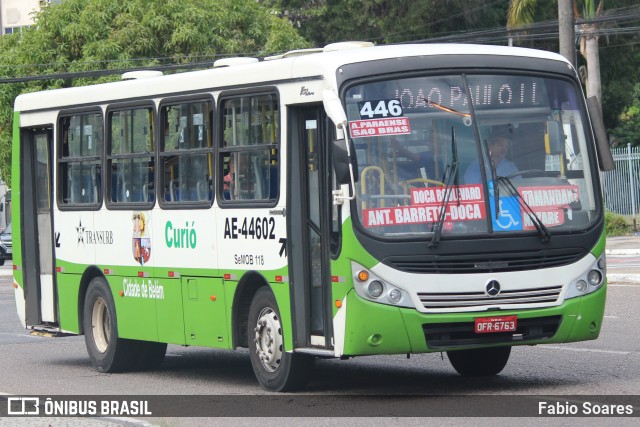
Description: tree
xmin=507 ymin=0 xmax=603 ymax=104
xmin=558 ymin=0 xmax=575 ymax=66
xmin=506 ymin=0 xmax=640 ymax=138
xmin=0 ymin=0 xmax=309 ymax=185
xmin=578 ymin=0 xmax=604 ymax=105
xmin=264 ymin=0 xmax=507 ymax=46
xmin=612 ymin=83 xmax=640 ymax=147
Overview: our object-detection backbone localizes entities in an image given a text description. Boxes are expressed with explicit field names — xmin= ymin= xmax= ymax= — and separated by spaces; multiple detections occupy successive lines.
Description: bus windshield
xmin=345 ymin=73 xmax=598 ymax=238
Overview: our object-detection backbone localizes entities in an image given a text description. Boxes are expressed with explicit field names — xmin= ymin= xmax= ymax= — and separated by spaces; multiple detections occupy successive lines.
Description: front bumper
xmin=339 ymin=283 xmax=606 ymax=356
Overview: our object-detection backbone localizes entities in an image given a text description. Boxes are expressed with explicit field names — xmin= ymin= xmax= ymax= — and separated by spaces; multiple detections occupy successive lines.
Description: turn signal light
xmin=357 ymin=270 xmax=369 ymax=282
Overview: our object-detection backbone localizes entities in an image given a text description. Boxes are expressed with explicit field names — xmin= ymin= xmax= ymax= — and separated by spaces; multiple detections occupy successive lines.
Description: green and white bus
xmin=12 ymin=42 xmax=614 ymax=391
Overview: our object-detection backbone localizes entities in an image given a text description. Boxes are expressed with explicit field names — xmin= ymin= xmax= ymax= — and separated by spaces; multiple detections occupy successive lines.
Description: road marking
xmin=540 ymin=345 xmax=631 ymax=355
xmin=603 ymin=315 xmax=618 ymax=319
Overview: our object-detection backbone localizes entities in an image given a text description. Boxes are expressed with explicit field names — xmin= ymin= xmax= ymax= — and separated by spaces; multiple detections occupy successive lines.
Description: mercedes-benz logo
xmin=485 ymin=279 xmax=501 ymax=296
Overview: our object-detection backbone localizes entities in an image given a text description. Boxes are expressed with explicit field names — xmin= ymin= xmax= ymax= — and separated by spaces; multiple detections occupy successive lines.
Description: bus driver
xmin=463 ymin=131 xmax=518 ymax=184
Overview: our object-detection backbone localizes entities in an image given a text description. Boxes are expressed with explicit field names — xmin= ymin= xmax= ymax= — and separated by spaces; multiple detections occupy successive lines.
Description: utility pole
xmin=558 ymin=0 xmax=575 ymax=67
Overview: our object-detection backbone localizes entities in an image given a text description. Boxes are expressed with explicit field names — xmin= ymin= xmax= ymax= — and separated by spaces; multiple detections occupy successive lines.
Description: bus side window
xmin=111 ymin=166 xmax=122 ymax=202
xmin=222 ymin=152 xmax=234 ymax=200
xmin=219 ymin=93 xmax=279 ymax=203
xmin=67 ymin=165 xmax=78 ymax=203
xmin=159 ymin=99 xmax=213 ymax=206
xmin=68 ymin=164 xmax=96 ymax=204
xmin=58 ymin=112 xmax=103 ymax=208
xmin=107 ymin=106 xmax=154 ymax=207
xmin=269 ymin=164 xmax=279 ymax=200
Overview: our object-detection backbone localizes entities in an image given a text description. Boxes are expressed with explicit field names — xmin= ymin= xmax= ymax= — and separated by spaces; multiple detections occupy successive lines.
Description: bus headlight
xmin=351 ymin=262 xmax=413 ymax=308
xmin=576 ymin=280 xmax=588 ymax=293
xmin=388 ymin=288 xmax=403 ymax=304
xmin=565 ymin=256 xmax=606 ymax=300
xmin=588 ymin=270 xmax=602 ymax=286
xmin=367 ymin=280 xmax=384 ymax=298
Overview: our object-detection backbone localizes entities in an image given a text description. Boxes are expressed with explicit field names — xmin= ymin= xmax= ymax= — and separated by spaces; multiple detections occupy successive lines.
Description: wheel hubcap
xmin=91 ymin=296 xmax=110 ymax=353
xmin=254 ymin=306 xmax=283 ymax=372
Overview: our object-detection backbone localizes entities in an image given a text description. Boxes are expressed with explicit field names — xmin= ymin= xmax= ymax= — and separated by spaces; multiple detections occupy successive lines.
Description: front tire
xmin=83 ymin=277 xmax=138 ymax=373
xmin=447 ymin=346 xmax=511 ymax=377
xmin=248 ymin=286 xmax=314 ymax=391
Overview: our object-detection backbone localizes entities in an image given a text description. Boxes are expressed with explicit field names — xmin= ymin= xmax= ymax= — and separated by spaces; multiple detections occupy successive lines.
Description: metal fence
xmin=600 ymin=144 xmax=640 ymax=222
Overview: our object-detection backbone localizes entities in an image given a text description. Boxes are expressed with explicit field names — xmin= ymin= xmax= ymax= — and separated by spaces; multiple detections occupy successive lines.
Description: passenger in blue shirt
xmin=464 ymin=133 xmax=518 ymax=184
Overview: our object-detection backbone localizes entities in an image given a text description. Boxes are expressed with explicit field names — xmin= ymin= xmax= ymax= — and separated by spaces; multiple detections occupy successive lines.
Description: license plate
xmin=474 ymin=315 xmax=517 ymax=334
xmin=6 ymin=248 xmax=10 ymax=254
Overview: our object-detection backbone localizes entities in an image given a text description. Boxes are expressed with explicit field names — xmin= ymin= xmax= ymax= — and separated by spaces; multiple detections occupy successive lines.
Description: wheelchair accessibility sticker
xmin=488 ymin=182 xmax=522 ymax=231
xmin=490 ymin=196 xmax=522 ymax=231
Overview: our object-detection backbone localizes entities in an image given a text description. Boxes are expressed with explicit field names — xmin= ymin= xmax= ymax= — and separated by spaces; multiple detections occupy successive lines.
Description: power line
xmin=401 ymin=11 xmax=640 ymax=45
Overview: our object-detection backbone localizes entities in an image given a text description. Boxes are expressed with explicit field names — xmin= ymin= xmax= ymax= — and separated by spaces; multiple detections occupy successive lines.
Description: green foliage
xmin=0 ymin=0 xmax=308 ymax=185
xmin=600 ymin=44 xmax=640 ymax=133
xmin=507 ymin=0 xmax=540 ymax=29
xmin=267 ymin=0 xmax=508 ymax=46
xmin=610 ymin=83 xmax=640 ymax=147
xmin=605 ymin=211 xmax=631 ymax=236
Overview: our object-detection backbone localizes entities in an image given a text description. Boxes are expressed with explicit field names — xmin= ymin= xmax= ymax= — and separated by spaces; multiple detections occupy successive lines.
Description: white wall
xmin=1 ymin=0 xmax=41 ymax=33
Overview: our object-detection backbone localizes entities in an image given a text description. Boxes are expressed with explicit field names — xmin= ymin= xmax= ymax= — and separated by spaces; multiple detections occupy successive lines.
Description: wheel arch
xmin=77 ymin=266 xmax=108 ymax=335
xmin=231 ymin=270 xmax=270 ymax=349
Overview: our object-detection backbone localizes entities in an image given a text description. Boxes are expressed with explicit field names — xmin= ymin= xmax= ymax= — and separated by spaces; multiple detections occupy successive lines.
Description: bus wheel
xmin=447 ymin=346 xmax=511 ymax=377
xmin=83 ymin=277 xmax=137 ymax=373
xmin=248 ymin=286 xmax=314 ymax=391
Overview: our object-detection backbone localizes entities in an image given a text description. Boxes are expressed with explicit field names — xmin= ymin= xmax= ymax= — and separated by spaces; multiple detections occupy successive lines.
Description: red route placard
xmin=363 ymin=184 xmax=486 ymax=228
xmin=518 ymin=185 xmax=580 ymax=230
xmin=349 ymin=117 xmax=411 ymax=137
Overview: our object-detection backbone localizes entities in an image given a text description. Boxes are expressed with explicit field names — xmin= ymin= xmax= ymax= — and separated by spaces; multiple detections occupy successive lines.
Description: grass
xmin=605 ymin=211 xmax=632 ymax=236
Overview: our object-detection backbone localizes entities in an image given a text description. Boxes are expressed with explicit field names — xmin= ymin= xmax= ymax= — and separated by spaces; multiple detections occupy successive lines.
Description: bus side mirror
xmin=586 ymin=96 xmax=615 ymax=171
xmin=332 ymin=139 xmax=358 ymax=185
xmin=546 ymin=120 xmax=564 ymax=155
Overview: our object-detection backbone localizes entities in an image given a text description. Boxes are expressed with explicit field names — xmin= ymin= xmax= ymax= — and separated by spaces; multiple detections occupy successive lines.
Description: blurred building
xmin=0 ymin=0 xmax=60 ymax=35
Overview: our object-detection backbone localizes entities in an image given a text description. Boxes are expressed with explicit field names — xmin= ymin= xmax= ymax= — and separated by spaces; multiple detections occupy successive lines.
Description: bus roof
xmin=14 ymin=43 xmax=571 ymax=113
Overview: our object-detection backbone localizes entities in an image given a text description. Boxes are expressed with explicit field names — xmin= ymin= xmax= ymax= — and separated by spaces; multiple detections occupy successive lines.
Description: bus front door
xmin=21 ymin=127 xmax=57 ymax=327
xmin=288 ymin=106 xmax=334 ymax=351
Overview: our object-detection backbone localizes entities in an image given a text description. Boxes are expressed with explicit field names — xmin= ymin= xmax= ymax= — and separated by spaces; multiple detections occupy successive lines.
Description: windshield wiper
xmin=430 ymin=127 xmax=460 ymax=248
xmin=482 ymin=139 xmax=499 ymax=221
xmin=496 ymin=175 xmax=551 ymax=242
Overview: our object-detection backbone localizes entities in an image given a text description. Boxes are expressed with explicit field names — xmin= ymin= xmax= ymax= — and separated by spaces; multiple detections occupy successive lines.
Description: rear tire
xmin=83 ymin=277 xmax=138 ymax=372
xmin=447 ymin=346 xmax=511 ymax=377
xmin=248 ymin=286 xmax=314 ymax=391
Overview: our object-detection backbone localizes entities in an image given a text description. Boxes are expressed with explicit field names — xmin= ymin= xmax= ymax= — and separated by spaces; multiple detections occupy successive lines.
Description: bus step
xmin=295 ymin=348 xmax=335 ymax=358
xmin=29 ymin=327 xmax=74 ymax=338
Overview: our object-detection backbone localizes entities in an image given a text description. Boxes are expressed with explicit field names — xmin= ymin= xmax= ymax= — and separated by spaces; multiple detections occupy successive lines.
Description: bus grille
xmin=423 ymin=315 xmax=562 ymax=348
xmin=418 ymin=285 xmax=562 ymax=309
xmin=383 ymin=248 xmax=585 ymax=274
